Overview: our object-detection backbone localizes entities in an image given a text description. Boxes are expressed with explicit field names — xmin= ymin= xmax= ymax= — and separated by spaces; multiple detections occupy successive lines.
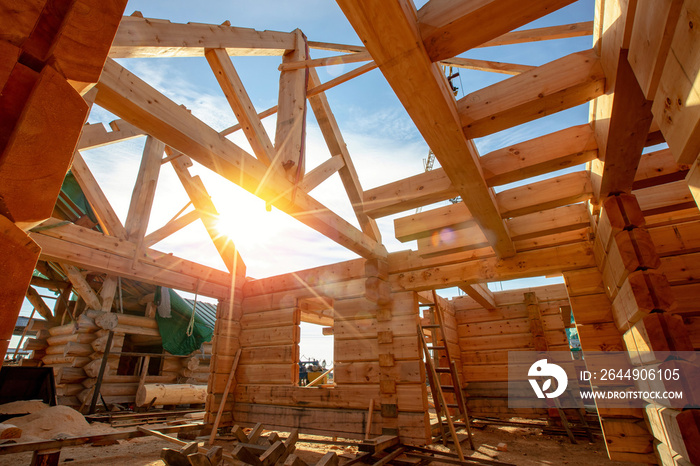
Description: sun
xmin=213 ymin=195 xmax=277 ymax=249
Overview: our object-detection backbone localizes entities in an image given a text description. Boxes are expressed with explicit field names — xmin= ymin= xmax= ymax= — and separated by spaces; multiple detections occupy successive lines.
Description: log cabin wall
xmin=211 ymin=259 xmax=431 ymax=444
xmin=452 ymin=284 xmax=571 ymax=420
xmin=563 ymin=191 xmax=700 ymax=465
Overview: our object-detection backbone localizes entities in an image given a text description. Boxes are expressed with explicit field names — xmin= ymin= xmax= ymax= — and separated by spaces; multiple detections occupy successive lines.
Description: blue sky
xmin=17 ymin=1 xmax=599 ymax=360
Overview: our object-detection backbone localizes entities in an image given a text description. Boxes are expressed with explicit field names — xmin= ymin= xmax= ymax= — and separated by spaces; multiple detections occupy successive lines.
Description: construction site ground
xmin=0 ymin=423 xmax=637 ymax=466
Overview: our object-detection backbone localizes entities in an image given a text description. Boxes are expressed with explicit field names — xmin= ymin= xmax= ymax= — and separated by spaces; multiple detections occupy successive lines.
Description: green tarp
xmin=155 ymin=288 xmax=213 ymax=355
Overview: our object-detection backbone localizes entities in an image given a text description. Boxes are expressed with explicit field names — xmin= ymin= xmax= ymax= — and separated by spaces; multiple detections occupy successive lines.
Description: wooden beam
xmin=60 ymin=264 xmax=102 ymax=310
xmin=70 ymin=152 xmax=127 ymax=239
xmin=308 ymin=67 xmax=381 ymax=242
xmin=415 ymin=201 xmax=590 ymax=257
xmin=109 ymin=16 xmax=295 ymax=58
xmin=651 ymin=0 xmax=700 ymax=165
xmin=417 ymin=0 xmax=577 ymax=62
xmin=594 ymin=51 xmax=654 ymax=198
xmin=299 ymin=155 xmax=345 ymax=193
xmin=370 ymin=125 xmax=597 ymax=219
xmin=628 ymin=0 xmax=684 ymax=101
xmin=395 ymin=172 xmax=592 ymax=243
xmin=77 ymin=120 xmax=145 ymax=151
xmin=497 ymin=171 xmax=593 ymax=218
xmin=478 ymin=21 xmax=594 ymax=48
xmin=95 ymin=59 xmax=385 ymax=259
xmin=100 ymin=275 xmax=118 ymax=312
xmin=439 ymin=57 xmax=534 ymax=75
xmin=278 ymin=51 xmax=371 ymax=71
xmin=124 ymin=136 xmax=164 ymax=241
xmin=458 ymin=284 xmax=495 ymax=310
xmin=205 ymin=48 xmax=277 ymax=167
xmin=307 ymin=21 xmax=594 ymax=54
xmin=143 ymin=210 xmax=200 ymax=248
xmin=390 ymin=242 xmax=595 ymax=292
xmin=336 ymin=0 xmax=514 ymax=257
xmin=275 ymin=30 xmax=307 ymax=181
xmin=220 ymin=105 xmax=278 ymax=137
xmin=25 ymin=286 xmax=54 ymax=321
xmin=31 ymin=223 xmax=232 ymax=299
xmin=458 ymin=49 xmax=605 ymax=138
xmin=688 ymin=157 xmax=700 ymax=210
xmin=306 ymin=62 xmax=378 ymax=98
xmin=170 ymin=155 xmax=245 ymax=274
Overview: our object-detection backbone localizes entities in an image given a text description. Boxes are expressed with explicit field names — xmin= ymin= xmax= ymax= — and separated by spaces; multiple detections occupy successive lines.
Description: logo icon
xmin=528 ymin=359 xmax=568 ymax=399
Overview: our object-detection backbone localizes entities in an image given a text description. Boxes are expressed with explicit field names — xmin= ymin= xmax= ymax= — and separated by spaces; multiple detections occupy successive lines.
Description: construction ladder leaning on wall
xmin=419 ymin=290 xmax=475 ymax=457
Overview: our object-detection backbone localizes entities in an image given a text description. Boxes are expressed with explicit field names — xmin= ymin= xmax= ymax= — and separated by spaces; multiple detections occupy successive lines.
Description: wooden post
xmin=208 ymin=348 xmax=241 ymax=445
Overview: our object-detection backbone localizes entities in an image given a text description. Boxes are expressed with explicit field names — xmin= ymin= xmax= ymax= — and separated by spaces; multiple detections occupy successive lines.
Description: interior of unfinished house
xmin=1 ymin=0 xmax=700 ymax=464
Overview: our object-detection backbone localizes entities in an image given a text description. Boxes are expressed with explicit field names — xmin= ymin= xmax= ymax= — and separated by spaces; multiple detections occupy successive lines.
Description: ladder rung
xmin=427 ymin=346 xmax=445 ymax=350
xmin=435 ymin=367 xmax=451 ymax=373
xmin=422 ymin=324 xmax=440 ymax=329
xmin=446 ymin=403 xmax=459 ymax=408
xmin=441 ymin=385 xmax=455 ymax=392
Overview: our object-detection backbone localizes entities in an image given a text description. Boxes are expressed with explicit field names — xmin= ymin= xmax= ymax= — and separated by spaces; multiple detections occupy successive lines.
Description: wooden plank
xmin=96 ymin=59 xmax=384 ymax=259
xmin=308 ymin=67 xmax=380 ymax=241
xmin=306 ymin=62 xmax=378 ymax=98
xmin=336 ymin=0 xmax=514 ymax=258
xmin=651 ymin=0 xmax=700 ymax=165
xmin=70 ymin=152 xmax=127 ymax=239
xmin=417 ymin=0 xmax=576 ymax=62
xmin=457 ymin=49 xmax=605 ymax=139
xmin=110 ymin=16 xmax=295 ymax=58
xmin=205 ymin=48 xmax=276 ymax=167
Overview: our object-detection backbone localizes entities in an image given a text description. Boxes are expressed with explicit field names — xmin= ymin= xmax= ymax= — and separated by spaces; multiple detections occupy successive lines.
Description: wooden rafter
xmin=70 ymin=152 xmax=127 ymax=239
xmin=77 ymin=120 xmax=145 ymax=151
xmin=307 ymin=67 xmax=381 ymax=242
xmin=365 ymin=124 xmax=598 ymax=218
xmin=278 ymin=51 xmax=371 ymax=71
xmin=109 ymin=16 xmax=295 ymax=58
xmin=205 ymin=48 xmax=277 ymax=168
xmin=390 ymin=242 xmax=595 ymax=291
xmin=457 ymin=49 xmax=605 ymax=139
xmin=143 ymin=209 xmax=200 ymax=248
xmin=299 ymin=155 xmax=345 ymax=193
xmin=170 ymin=154 xmax=246 ymax=274
xmin=459 ymin=283 xmax=496 ymax=310
xmin=440 ymin=57 xmax=534 ymax=75
xmin=336 ymin=0 xmax=514 ymax=257
xmin=417 ymin=0 xmax=577 ymax=62
xmin=95 ymin=58 xmax=385 ymax=259
xmin=60 ymin=263 xmax=101 ymax=310
xmin=124 ymin=136 xmax=164 ymax=242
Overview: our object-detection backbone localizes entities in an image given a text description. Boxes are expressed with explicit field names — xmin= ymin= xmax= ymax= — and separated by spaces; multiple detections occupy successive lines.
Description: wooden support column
xmin=275 ymin=29 xmax=307 ymax=183
xmin=206 ymin=271 xmax=245 ymax=428
xmin=100 ymin=276 xmax=119 ymax=313
xmin=524 ymin=292 xmax=547 ymax=351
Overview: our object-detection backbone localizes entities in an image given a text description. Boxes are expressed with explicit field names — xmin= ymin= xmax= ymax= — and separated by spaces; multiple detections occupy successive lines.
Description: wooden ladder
xmin=419 ymin=290 xmax=474 ymax=455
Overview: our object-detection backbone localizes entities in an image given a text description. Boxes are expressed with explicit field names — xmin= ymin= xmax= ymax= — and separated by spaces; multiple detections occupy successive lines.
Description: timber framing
xmin=3 ymin=1 xmax=700 ymax=463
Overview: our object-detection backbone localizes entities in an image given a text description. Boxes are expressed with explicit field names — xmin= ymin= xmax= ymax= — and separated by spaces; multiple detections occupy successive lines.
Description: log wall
xmin=216 ymin=259 xmax=431 ymax=444
xmin=453 ymin=284 xmax=571 ymax=419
